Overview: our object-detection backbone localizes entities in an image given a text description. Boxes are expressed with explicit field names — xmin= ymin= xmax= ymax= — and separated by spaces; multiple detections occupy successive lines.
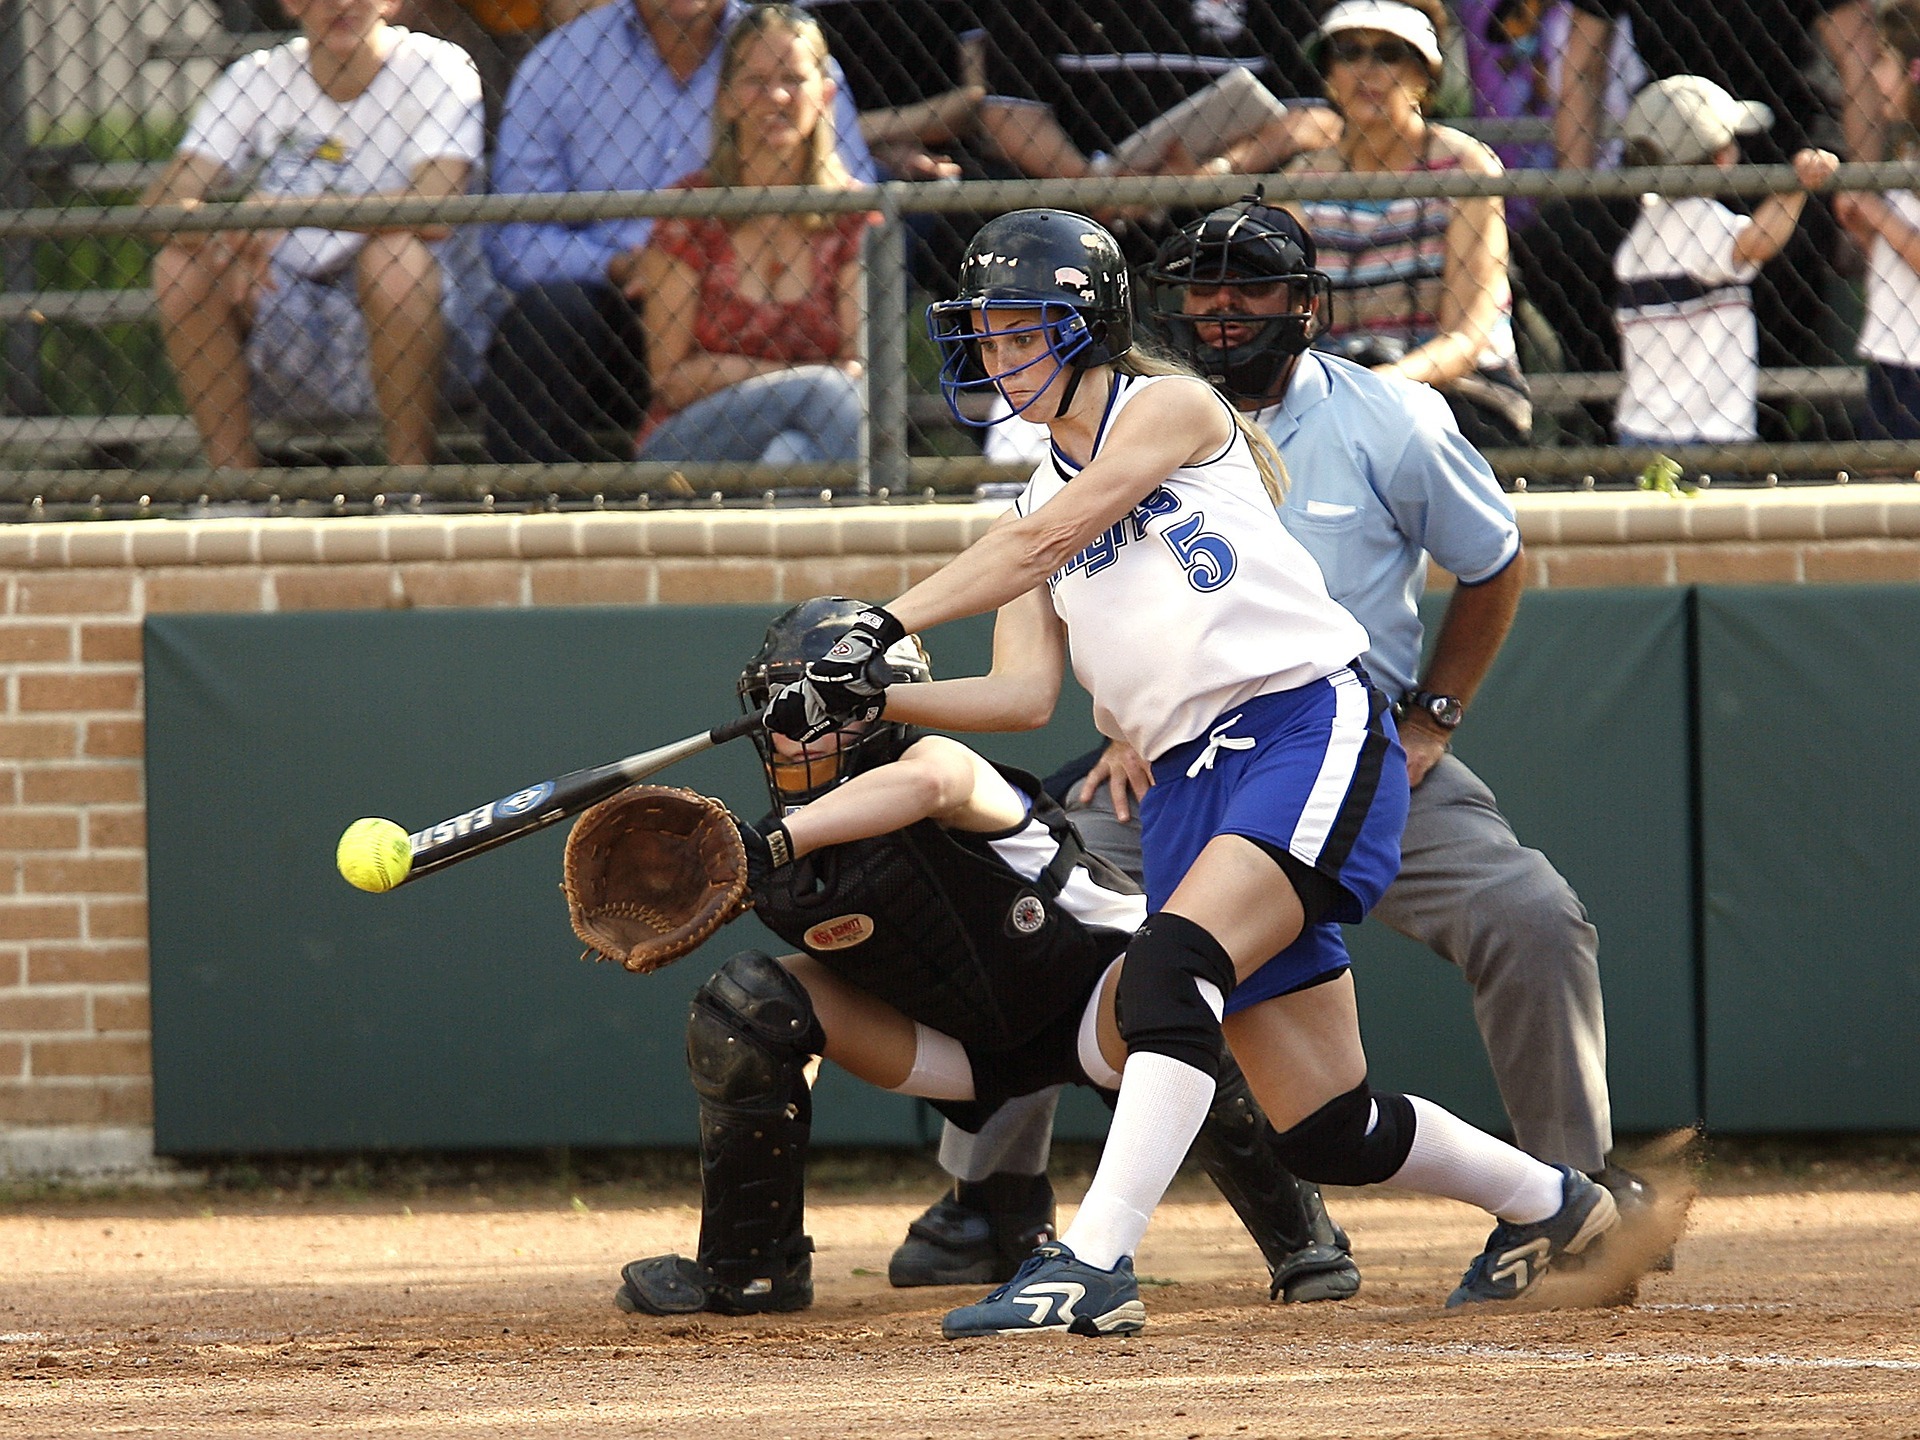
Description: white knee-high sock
xmin=887 ymin=1023 xmax=977 ymax=1102
xmin=1388 ymin=1094 xmax=1566 ymax=1223
xmin=1060 ymin=1051 xmax=1217 ymax=1270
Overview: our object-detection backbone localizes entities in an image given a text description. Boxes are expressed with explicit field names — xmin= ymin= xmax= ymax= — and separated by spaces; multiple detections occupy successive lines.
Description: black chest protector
xmin=750 ymin=766 xmax=1131 ymax=1052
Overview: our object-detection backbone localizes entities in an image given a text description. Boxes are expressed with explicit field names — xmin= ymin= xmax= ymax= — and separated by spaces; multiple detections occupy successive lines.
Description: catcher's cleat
xmin=941 ymin=1243 xmax=1146 ymax=1339
xmin=1268 ymin=1221 xmax=1360 ymax=1304
xmin=615 ymin=1244 xmax=813 ymax=1318
xmin=1446 ymin=1165 xmax=1619 ymax=1307
xmin=889 ymin=1173 xmax=1056 ymax=1288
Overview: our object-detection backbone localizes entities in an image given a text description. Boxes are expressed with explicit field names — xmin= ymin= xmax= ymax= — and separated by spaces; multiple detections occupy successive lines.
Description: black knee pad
xmin=1270 ymin=1080 xmax=1416 ymax=1187
xmin=1115 ymin=912 xmax=1237 ymax=1075
xmin=687 ymin=950 xmax=825 ymax=1112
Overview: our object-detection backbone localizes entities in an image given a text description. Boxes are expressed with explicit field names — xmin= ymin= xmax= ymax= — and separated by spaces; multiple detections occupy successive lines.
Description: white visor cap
xmin=1316 ymin=0 xmax=1444 ymax=77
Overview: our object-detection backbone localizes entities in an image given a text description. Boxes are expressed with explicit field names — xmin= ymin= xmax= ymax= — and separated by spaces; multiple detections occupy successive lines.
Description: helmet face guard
xmin=737 ymin=597 xmax=932 ymax=811
xmin=926 ymin=299 xmax=1099 ymax=423
xmin=927 ymin=209 xmax=1133 ymax=427
xmin=1147 ymin=198 xmax=1331 ymax=407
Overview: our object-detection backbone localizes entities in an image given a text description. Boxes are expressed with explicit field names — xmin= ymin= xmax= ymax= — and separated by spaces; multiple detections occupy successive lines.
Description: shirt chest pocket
xmin=1286 ymin=499 xmax=1365 ymax=532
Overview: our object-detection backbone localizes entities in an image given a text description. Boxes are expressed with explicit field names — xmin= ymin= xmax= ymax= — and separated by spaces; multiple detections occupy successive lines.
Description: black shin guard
xmin=684 ymin=950 xmax=825 ymax=1304
xmin=1115 ymin=912 xmax=1238 ymax=1075
xmin=1190 ymin=1050 xmax=1359 ymax=1302
xmin=1269 ymin=1080 xmax=1417 ymax=1188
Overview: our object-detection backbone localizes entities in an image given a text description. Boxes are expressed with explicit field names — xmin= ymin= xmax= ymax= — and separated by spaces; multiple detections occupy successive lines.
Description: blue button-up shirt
xmin=1261 ymin=351 xmax=1521 ymax=701
xmin=484 ymin=0 xmax=876 ymax=291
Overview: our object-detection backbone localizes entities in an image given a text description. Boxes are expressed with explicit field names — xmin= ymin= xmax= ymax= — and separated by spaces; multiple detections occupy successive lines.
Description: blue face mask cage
xmin=925 ymin=298 xmax=1096 ymax=426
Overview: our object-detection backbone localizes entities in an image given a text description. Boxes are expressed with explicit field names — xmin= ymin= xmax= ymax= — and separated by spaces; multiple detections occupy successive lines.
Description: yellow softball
xmin=336 ymin=817 xmax=414 ymax=893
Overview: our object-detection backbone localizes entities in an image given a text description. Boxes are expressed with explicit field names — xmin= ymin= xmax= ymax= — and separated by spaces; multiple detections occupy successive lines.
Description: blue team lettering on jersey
xmin=1052 ymin=486 xmax=1183 ymax=585
xmin=1050 ymin=485 xmax=1237 ymax=593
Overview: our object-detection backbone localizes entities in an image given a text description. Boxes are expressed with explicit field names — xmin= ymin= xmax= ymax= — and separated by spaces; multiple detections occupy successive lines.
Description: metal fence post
xmin=863 ymin=207 xmax=908 ymax=498
xmin=0 ymin=0 xmax=43 ymax=417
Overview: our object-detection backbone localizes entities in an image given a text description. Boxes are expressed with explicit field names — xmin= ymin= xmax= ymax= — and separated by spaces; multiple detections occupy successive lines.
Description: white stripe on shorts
xmin=1289 ymin=667 xmax=1369 ymax=866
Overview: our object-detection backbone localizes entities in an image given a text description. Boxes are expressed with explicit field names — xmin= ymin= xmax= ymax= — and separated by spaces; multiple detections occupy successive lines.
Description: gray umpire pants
xmin=938 ymin=752 xmax=1612 ymax=1182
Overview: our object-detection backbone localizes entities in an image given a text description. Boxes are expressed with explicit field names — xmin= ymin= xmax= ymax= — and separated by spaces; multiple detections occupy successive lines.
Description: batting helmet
xmin=926 ymin=208 xmax=1134 ymax=425
xmin=1146 ymin=196 xmax=1331 ymax=406
xmin=737 ymin=597 xmax=933 ymax=810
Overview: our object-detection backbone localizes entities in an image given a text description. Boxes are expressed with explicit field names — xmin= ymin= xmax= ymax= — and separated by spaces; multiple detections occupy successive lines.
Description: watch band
xmin=1401 ymin=690 xmax=1464 ymax=730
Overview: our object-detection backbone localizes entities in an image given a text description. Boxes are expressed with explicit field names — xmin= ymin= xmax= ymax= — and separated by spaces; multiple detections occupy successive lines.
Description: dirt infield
xmin=5 ymin=1148 xmax=1920 ymax=1439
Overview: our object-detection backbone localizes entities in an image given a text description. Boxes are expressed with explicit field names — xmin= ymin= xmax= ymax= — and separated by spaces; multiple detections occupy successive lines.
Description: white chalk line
xmin=1348 ymin=1338 xmax=1920 ymax=1373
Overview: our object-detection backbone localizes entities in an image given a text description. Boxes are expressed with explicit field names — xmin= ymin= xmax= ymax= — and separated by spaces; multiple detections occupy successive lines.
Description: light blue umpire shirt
xmin=1258 ymin=351 xmax=1521 ymax=702
xmin=485 ymin=0 xmax=876 ymax=292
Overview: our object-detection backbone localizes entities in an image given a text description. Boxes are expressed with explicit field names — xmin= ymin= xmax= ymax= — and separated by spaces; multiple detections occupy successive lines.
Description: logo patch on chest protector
xmin=1007 ymin=893 xmax=1048 ymax=936
xmin=805 ymin=914 xmax=875 ymax=951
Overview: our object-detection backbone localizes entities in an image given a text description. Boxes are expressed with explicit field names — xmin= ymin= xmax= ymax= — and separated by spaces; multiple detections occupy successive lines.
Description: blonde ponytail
xmin=1116 ymin=343 xmax=1288 ymax=506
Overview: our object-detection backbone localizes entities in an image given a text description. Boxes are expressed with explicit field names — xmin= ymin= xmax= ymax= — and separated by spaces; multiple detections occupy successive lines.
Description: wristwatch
xmin=1399 ymin=690 xmax=1464 ymax=731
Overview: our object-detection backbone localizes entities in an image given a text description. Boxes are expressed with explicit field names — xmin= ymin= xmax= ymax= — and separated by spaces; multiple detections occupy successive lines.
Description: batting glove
xmin=762 ymin=606 xmax=905 ymax=742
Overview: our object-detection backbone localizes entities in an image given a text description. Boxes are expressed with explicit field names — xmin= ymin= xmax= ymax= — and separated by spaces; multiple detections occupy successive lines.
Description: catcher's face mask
xmin=766 ymin=723 xmax=875 ymax=803
xmin=739 ymin=596 xmax=933 ymax=813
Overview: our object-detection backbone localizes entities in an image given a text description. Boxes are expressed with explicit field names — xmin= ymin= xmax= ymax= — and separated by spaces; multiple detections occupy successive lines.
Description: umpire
xmin=895 ymin=196 xmax=1651 ymax=1288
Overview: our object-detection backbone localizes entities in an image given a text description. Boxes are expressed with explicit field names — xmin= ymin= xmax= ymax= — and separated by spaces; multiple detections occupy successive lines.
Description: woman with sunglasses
xmin=1286 ymin=0 xmax=1532 ymax=449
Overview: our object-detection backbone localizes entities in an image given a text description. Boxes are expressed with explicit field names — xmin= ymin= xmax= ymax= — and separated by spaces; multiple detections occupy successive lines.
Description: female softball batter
xmin=762 ymin=208 xmax=1619 ymax=1337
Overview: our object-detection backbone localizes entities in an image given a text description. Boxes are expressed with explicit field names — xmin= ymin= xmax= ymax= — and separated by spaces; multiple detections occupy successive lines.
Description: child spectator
xmin=1834 ymin=0 xmax=1920 ymax=440
xmin=1612 ymin=75 xmax=1837 ymax=445
xmin=146 ymin=0 xmax=498 ymax=471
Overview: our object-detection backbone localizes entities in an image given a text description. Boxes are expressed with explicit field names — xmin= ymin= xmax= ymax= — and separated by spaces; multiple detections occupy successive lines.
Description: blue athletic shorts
xmin=1137 ymin=667 xmax=1408 ymax=1012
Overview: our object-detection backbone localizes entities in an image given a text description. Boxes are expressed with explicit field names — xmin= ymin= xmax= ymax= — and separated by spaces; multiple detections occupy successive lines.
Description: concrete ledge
xmin=0 ymin=1126 xmax=193 ymax=1185
xmin=0 ymin=486 xmax=1917 ymax=570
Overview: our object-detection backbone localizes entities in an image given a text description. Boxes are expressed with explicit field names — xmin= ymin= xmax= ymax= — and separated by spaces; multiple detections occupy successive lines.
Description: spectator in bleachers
xmin=477 ymin=0 xmax=874 ymax=463
xmin=633 ymin=3 xmax=876 ymax=466
xmin=803 ymin=1 xmax=1335 ymax=292
xmin=1531 ymin=0 xmax=1873 ymax=383
xmin=1834 ymin=0 xmax=1920 ymax=440
xmin=147 ymin=0 xmax=497 ymax=471
xmin=965 ymin=0 xmax=1342 ymax=261
xmin=1459 ymin=0 xmax=1645 ymax=233
xmin=1286 ymin=0 xmax=1533 ymax=449
xmin=1611 ymin=76 xmax=1838 ymax=446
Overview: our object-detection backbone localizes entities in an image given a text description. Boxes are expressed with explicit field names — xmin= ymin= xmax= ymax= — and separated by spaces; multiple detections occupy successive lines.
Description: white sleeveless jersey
xmin=1017 ymin=373 xmax=1369 ymax=760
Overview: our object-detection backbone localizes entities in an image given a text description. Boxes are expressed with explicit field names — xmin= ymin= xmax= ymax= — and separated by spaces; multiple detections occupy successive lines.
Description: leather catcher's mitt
xmin=564 ymin=785 xmax=750 ymax=973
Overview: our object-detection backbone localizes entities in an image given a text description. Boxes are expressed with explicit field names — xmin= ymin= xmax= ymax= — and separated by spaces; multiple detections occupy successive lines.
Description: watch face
xmin=1420 ymin=694 xmax=1463 ymax=728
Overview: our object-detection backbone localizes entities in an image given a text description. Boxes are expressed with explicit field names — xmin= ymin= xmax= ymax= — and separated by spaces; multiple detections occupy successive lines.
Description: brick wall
xmin=1 ymin=485 xmax=1917 ymax=1167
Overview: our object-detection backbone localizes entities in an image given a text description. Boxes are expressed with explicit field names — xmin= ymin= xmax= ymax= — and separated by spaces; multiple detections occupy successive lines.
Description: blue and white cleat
xmin=941 ymin=1242 xmax=1147 ymax=1339
xmin=1447 ymin=1164 xmax=1620 ymax=1307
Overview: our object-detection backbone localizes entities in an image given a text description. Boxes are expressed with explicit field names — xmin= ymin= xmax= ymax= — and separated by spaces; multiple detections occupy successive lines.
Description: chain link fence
xmin=2 ymin=0 xmax=1917 ymax=515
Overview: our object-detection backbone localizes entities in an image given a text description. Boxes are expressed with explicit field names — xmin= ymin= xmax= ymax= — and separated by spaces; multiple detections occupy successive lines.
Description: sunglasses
xmin=1325 ymin=35 xmax=1424 ymax=69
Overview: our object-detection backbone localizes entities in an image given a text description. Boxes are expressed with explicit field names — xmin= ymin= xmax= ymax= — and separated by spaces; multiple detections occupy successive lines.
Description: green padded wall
xmin=145 ymin=606 xmax=1099 ymax=1154
xmin=1696 ymin=587 xmax=1920 ymax=1129
xmin=149 ymin=591 xmax=1707 ymax=1155
xmin=1347 ymin=588 xmax=1699 ymax=1136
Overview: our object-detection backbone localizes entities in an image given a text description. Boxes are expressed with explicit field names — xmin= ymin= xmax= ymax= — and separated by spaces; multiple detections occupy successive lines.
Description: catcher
xmin=565 ymin=597 xmax=1360 ymax=1318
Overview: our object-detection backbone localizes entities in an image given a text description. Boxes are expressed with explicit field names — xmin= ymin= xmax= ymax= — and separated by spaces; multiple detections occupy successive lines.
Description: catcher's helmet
xmin=738 ymin=597 xmax=932 ymax=810
xmin=927 ymin=208 xmax=1134 ymax=425
xmin=1146 ymin=196 xmax=1330 ymax=406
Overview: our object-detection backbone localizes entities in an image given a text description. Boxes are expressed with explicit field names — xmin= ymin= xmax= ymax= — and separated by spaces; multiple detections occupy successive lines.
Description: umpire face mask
xmin=1156 ymin=272 xmax=1326 ymax=407
xmin=1147 ymin=198 xmax=1332 ymax=407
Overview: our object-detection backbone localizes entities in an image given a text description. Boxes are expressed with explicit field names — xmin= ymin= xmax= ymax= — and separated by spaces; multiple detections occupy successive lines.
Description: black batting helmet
xmin=1147 ymin=196 xmax=1330 ymax=406
xmin=926 ymin=209 xmax=1134 ymax=424
xmin=737 ymin=597 xmax=933 ymax=810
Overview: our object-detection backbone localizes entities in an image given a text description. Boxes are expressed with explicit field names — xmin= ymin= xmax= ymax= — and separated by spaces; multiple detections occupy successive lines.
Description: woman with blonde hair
xmin=636 ymin=3 xmax=876 ymax=466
